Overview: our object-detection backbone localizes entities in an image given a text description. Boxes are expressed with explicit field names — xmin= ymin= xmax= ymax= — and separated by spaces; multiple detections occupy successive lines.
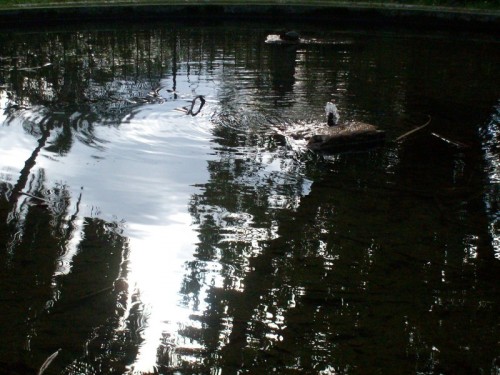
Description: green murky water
xmin=0 ymin=21 xmax=499 ymax=375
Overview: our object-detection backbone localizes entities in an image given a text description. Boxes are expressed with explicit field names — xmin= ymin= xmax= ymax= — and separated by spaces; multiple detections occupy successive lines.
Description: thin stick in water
xmin=395 ymin=115 xmax=431 ymax=142
xmin=431 ymin=132 xmax=469 ymax=148
xmin=38 ymin=348 xmax=61 ymax=375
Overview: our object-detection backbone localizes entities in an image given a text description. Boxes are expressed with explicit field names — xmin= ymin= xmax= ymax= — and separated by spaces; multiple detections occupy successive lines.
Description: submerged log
xmin=306 ymin=122 xmax=386 ymax=152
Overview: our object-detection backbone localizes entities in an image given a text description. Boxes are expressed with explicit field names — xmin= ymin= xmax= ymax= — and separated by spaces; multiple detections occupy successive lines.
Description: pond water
xmin=0 ymin=21 xmax=499 ymax=375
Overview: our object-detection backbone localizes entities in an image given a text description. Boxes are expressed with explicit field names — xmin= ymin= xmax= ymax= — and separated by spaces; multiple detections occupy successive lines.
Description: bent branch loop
xmin=187 ymin=95 xmax=206 ymax=116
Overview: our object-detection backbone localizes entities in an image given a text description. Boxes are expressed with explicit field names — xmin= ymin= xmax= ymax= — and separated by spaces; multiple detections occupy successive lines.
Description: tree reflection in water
xmin=0 ymin=23 xmax=499 ymax=375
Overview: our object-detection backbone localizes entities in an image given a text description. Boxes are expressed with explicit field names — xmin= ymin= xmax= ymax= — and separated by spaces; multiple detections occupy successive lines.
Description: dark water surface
xmin=0 ymin=21 xmax=499 ymax=375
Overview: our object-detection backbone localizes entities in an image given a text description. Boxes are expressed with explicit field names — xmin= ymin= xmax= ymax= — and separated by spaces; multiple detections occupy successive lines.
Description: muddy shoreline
xmin=0 ymin=4 xmax=498 ymax=32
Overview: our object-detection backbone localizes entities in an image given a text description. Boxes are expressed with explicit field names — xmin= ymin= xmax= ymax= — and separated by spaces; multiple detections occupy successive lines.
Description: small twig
xmin=17 ymin=191 xmax=50 ymax=204
xmin=431 ymin=132 xmax=469 ymax=149
xmin=76 ymin=286 xmax=114 ymax=301
xmin=38 ymin=349 xmax=61 ymax=375
xmin=337 ymin=233 xmax=372 ymax=245
xmin=395 ymin=115 xmax=431 ymax=142
xmin=433 ymin=195 xmax=446 ymax=216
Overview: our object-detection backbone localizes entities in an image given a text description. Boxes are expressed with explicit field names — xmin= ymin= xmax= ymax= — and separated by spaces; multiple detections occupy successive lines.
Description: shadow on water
xmin=0 ymin=20 xmax=499 ymax=374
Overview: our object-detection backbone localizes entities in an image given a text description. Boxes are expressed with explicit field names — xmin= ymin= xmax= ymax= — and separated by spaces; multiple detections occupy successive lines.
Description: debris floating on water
xmin=38 ymin=348 xmax=61 ymax=375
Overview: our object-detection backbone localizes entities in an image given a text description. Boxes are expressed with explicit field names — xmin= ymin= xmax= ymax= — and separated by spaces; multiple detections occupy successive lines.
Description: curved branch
xmin=395 ymin=115 xmax=431 ymax=142
xmin=187 ymin=95 xmax=206 ymax=116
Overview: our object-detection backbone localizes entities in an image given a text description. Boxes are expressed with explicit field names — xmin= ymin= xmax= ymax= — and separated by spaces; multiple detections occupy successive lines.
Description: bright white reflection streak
xmin=0 ymin=97 xmax=40 ymax=175
xmin=105 ymin=100 xmax=215 ymax=373
xmin=482 ymin=103 xmax=500 ymax=259
xmin=22 ymin=93 xmax=215 ymax=372
xmin=127 ymin=213 xmax=198 ymax=373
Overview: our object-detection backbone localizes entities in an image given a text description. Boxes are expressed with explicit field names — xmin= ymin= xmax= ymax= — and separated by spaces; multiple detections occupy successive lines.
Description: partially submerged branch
xmin=431 ymin=132 xmax=469 ymax=149
xmin=395 ymin=115 xmax=431 ymax=142
xmin=38 ymin=349 xmax=61 ymax=375
xmin=17 ymin=191 xmax=50 ymax=204
xmin=187 ymin=95 xmax=206 ymax=116
xmin=174 ymin=95 xmax=206 ymax=116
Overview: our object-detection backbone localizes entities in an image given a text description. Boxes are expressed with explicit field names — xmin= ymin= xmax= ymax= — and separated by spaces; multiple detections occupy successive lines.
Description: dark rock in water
xmin=279 ymin=30 xmax=300 ymax=42
xmin=306 ymin=122 xmax=386 ymax=152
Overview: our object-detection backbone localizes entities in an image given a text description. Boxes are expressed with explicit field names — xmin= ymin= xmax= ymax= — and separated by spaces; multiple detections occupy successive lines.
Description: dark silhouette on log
xmin=279 ymin=30 xmax=300 ymax=42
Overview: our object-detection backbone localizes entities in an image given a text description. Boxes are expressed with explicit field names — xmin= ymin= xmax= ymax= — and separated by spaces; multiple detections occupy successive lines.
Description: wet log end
xmin=306 ymin=122 xmax=386 ymax=152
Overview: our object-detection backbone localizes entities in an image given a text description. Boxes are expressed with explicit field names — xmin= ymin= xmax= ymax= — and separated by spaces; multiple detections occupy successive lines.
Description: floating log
xmin=265 ymin=34 xmax=302 ymax=45
xmin=272 ymin=120 xmax=386 ymax=154
xmin=265 ymin=34 xmax=354 ymax=48
xmin=306 ymin=122 xmax=386 ymax=152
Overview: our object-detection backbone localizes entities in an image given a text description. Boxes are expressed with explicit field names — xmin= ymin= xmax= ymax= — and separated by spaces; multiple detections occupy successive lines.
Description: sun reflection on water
xmin=125 ymin=215 xmax=200 ymax=373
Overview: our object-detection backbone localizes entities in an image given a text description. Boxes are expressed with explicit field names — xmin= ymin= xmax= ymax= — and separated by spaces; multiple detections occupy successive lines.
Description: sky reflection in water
xmin=0 ymin=71 xmax=223 ymax=371
xmin=52 ymin=89 xmax=218 ymax=372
